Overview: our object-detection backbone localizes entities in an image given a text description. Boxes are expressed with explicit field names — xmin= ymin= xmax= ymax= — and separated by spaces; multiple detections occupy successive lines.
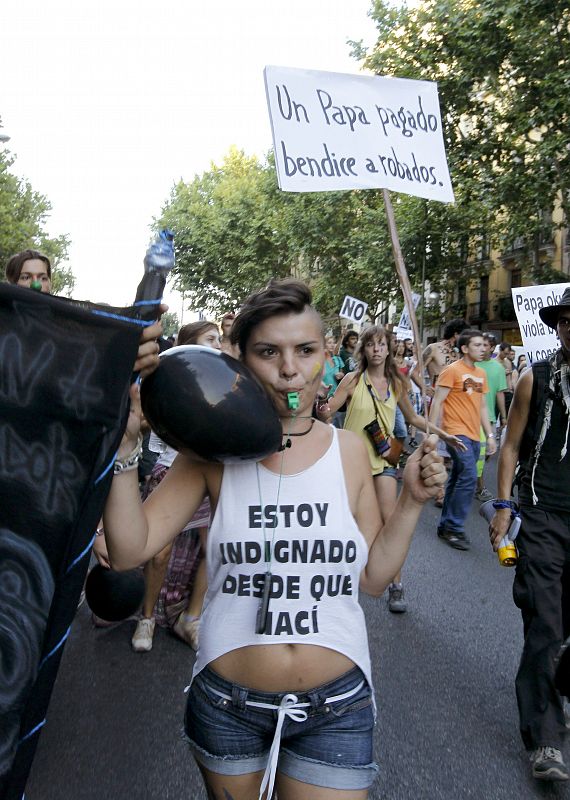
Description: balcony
xmin=466 ymin=294 xmax=516 ymax=326
xmin=472 ymin=237 xmax=492 ymax=267
xmin=500 ymin=228 xmax=555 ymax=265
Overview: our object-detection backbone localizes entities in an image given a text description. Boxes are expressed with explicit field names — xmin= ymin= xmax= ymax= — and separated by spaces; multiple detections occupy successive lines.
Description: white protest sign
xmin=395 ymin=327 xmax=413 ymax=340
xmin=339 ymin=295 xmax=368 ymax=324
xmin=511 ymin=283 xmax=570 ymax=364
xmin=395 ymin=292 xmax=421 ymax=339
xmin=264 ymin=65 xmax=454 ymax=202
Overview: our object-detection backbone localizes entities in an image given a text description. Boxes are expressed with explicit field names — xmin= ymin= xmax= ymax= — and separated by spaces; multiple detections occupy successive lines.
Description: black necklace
xmin=277 ymin=418 xmax=316 ymax=451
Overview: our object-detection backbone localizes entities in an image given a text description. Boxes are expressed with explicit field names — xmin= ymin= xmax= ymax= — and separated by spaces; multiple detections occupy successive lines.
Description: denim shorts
xmin=184 ymin=665 xmax=378 ymax=790
xmin=373 ymin=466 xmax=397 ymax=479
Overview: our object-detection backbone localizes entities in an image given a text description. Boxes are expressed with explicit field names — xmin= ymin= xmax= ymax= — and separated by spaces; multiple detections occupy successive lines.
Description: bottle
xmin=497 ymin=515 xmax=520 ymax=567
xmin=133 ymin=229 xmax=175 ymax=322
xmin=143 ymin=228 xmax=175 ymax=274
xmin=478 ymin=499 xmax=519 ymax=567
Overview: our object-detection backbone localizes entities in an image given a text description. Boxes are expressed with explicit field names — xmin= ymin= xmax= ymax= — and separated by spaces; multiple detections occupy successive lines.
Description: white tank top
xmin=193 ymin=428 xmax=373 ymax=690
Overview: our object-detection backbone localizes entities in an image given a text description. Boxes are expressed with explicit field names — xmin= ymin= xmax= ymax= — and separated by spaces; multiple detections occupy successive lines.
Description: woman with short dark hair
xmin=102 ymin=279 xmax=446 ymax=800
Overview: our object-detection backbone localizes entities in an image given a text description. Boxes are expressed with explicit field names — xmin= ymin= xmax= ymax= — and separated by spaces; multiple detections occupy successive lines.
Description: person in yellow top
xmin=328 ymin=325 xmax=464 ymax=612
xmin=429 ymin=329 xmax=496 ymax=551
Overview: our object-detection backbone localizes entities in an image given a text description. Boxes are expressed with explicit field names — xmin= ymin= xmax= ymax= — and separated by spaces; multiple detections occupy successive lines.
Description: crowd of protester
xmin=5 ymin=245 xmax=570 ymax=791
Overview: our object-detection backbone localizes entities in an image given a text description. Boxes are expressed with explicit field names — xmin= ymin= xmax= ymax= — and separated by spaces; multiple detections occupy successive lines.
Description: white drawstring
xmin=205 ymin=678 xmax=364 ymax=800
xmin=259 ymin=694 xmax=308 ymax=800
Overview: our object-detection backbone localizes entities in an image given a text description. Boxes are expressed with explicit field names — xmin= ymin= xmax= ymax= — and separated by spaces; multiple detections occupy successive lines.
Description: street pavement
xmin=26 ymin=457 xmax=570 ymax=800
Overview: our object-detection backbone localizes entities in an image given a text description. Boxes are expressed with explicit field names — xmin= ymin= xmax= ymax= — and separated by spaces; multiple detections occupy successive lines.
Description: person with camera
xmin=327 ymin=325 xmax=464 ymax=613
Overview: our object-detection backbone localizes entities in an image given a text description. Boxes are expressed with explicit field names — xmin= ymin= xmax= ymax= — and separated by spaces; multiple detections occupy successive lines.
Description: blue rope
xmin=133 ymin=297 xmax=163 ymax=307
xmin=19 ymin=719 xmax=46 ymax=743
xmin=95 ymin=451 xmax=118 ymax=485
xmin=492 ymin=499 xmax=519 ymax=511
xmin=39 ymin=627 xmax=71 ymax=669
xmin=66 ymin=535 xmax=96 ymax=573
xmin=90 ymin=309 xmax=154 ymax=326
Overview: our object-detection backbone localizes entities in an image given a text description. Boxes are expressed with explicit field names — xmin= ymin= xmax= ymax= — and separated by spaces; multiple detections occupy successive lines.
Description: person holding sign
xmin=326 ymin=325 xmax=464 ymax=614
xmin=489 ymin=289 xmax=570 ymax=782
xmin=102 ymin=280 xmax=446 ymax=800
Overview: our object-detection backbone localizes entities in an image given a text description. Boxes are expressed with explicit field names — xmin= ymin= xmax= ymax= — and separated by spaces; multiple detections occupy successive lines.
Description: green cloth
xmin=478 ymin=359 xmax=507 ymax=422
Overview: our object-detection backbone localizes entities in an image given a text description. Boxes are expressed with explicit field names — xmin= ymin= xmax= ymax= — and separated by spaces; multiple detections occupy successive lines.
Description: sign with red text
xmin=264 ymin=65 xmax=454 ymax=202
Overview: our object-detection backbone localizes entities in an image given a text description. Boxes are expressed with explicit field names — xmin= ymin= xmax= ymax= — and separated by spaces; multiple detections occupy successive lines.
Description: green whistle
xmin=30 ymin=280 xmax=43 ymax=292
xmin=287 ymin=392 xmax=300 ymax=410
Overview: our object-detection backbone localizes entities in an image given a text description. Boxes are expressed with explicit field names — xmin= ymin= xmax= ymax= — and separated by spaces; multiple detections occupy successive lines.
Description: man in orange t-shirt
xmin=429 ymin=330 xmax=496 ymax=550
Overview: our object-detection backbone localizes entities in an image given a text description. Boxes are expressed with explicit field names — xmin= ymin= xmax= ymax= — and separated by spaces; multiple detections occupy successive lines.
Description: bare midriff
xmin=209 ymin=643 xmax=356 ymax=692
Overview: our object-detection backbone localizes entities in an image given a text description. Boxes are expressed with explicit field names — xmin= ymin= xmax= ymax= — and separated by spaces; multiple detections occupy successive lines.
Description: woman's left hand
xmin=402 ymin=434 xmax=447 ymax=503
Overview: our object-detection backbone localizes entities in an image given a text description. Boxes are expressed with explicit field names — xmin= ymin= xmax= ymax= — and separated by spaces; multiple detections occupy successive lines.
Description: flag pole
xmin=382 ymin=189 xmax=430 ymax=431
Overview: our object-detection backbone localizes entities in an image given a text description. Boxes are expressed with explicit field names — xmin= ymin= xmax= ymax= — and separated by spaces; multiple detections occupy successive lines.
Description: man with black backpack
xmin=490 ymin=287 xmax=570 ymax=782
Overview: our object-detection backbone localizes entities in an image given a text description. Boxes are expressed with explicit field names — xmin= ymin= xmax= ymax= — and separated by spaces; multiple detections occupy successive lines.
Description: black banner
xmin=0 ymin=284 xmax=144 ymax=800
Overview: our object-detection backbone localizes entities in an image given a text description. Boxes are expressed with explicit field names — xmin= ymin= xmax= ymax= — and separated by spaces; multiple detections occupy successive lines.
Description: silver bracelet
xmin=113 ymin=433 xmax=143 ymax=475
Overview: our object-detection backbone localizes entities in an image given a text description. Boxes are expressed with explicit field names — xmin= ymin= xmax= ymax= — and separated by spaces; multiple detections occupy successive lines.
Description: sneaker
xmin=173 ymin=612 xmax=200 ymax=651
xmin=529 ymin=746 xmax=569 ymax=781
xmin=437 ymin=527 xmax=470 ymax=551
xmin=132 ymin=617 xmax=155 ymax=652
xmin=387 ymin=583 xmax=407 ymax=613
xmin=475 ymin=487 xmax=493 ymax=501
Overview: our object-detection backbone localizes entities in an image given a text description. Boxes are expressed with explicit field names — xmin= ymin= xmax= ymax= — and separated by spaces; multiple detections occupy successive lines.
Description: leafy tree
xmin=158 ymin=4 xmax=570 ymax=318
xmin=353 ymin=0 xmax=570 ymax=280
xmin=159 ymin=150 xmax=410 ymax=319
xmin=159 ymin=147 xmax=292 ymax=317
xmin=50 ymin=263 xmax=76 ymax=297
xmin=0 ymin=147 xmax=71 ymax=289
xmin=160 ymin=311 xmax=180 ymax=337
